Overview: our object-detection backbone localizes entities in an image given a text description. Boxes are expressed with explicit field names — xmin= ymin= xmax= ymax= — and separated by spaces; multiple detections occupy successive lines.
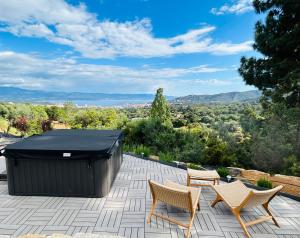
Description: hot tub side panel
xmin=5 ymin=154 xmax=96 ymax=197
xmin=94 ymin=140 xmax=123 ymax=197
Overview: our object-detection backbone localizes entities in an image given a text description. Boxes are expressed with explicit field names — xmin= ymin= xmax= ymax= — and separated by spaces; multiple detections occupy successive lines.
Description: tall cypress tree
xmin=150 ymin=88 xmax=171 ymax=124
xmin=239 ymin=0 xmax=300 ymax=108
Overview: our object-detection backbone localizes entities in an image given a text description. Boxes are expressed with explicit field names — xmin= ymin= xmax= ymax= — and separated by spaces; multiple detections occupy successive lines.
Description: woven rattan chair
xmin=211 ymin=180 xmax=283 ymax=238
xmin=147 ymin=180 xmax=201 ymax=238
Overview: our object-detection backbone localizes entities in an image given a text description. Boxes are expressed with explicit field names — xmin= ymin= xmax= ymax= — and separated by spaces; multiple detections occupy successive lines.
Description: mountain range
xmin=0 ymin=87 xmax=260 ymax=106
xmin=171 ymin=90 xmax=261 ymax=104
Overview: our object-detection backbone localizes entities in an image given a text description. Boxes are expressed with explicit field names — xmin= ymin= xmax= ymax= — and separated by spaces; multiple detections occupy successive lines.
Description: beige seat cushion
xmin=213 ymin=180 xmax=251 ymax=208
xmin=164 ymin=180 xmax=201 ymax=208
xmin=188 ymin=168 xmax=220 ymax=179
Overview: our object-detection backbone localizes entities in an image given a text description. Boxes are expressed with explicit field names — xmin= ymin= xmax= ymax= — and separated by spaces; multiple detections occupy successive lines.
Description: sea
xmin=40 ymin=99 xmax=152 ymax=107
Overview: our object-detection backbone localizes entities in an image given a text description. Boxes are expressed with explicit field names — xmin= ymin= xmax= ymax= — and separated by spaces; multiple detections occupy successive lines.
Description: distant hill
xmin=172 ymin=90 xmax=261 ymax=104
xmin=0 ymin=87 xmax=168 ymax=106
xmin=0 ymin=87 xmax=260 ymax=106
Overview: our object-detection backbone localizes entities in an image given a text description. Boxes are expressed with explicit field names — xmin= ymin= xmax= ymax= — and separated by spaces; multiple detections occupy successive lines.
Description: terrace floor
xmin=0 ymin=155 xmax=299 ymax=238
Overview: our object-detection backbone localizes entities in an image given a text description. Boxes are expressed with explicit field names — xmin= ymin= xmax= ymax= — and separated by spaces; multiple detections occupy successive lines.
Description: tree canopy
xmin=239 ymin=0 xmax=300 ymax=107
xmin=150 ymin=88 xmax=171 ymax=124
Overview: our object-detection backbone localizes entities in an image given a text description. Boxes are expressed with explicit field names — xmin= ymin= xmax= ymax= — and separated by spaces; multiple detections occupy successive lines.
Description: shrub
xmin=123 ymin=144 xmax=132 ymax=153
xmin=42 ymin=120 xmax=52 ymax=132
xmin=283 ymin=155 xmax=300 ymax=176
xmin=13 ymin=116 xmax=29 ymax=136
xmin=203 ymin=134 xmax=236 ymax=166
xmin=257 ymin=178 xmax=273 ymax=189
xmin=187 ymin=163 xmax=201 ymax=170
xmin=0 ymin=117 xmax=8 ymax=133
xmin=217 ymin=167 xmax=229 ymax=178
xmin=158 ymin=152 xmax=174 ymax=163
xmin=133 ymin=144 xmax=151 ymax=157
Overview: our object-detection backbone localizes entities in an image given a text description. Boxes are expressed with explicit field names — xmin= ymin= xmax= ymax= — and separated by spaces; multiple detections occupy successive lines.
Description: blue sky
xmin=0 ymin=0 xmax=261 ymax=96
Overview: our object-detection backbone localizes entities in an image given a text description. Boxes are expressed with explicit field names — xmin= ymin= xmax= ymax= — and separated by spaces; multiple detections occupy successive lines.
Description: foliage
xmin=71 ymin=109 xmax=101 ymax=129
xmin=13 ymin=117 xmax=29 ymax=136
xmin=284 ymin=155 xmax=300 ymax=177
xmin=239 ymin=1 xmax=300 ymax=107
xmin=124 ymin=144 xmax=151 ymax=157
xmin=46 ymin=106 xmax=67 ymax=122
xmin=124 ymin=118 xmax=175 ymax=153
xmin=177 ymin=131 xmax=204 ymax=163
xmin=42 ymin=120 xmax=52 ymax=132
xmin=240 ymin=104 xmax=300 ymax=174
xmin=133 ymin=144 xmax=151 ymax=157
xmin=217 ymin=167 xmax=229 ymax=178
xmin=257 ymin=178 xmax=273 ymax=189
xmin=150 ymin=88 xmax=171 ymax=125
xmin=187 ymin=163 xmax=201 ymax=170
xmin=203 ymin=133 xmax=237 ymax=166
xmin=158 ymin=152 xmax=174 ymax=163
xmin=70 ymin=109 xmax=127 ymax=129
xmin=0 ymin=94 xmax=298 ymax=177
xmin=0 ymin=117 xmax=8 ymax=132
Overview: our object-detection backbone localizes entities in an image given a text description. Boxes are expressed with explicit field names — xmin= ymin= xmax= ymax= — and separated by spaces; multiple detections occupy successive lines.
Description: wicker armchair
xmin=147 ymin=180 xmax=201 ymax=238
xmin=211 ymin=180 xmax=283 ymax=238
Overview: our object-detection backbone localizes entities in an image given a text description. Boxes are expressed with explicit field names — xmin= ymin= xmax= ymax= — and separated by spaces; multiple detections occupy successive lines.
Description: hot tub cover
xmin=4 ymin=129 xmax=124 ymax=197
xmin=4 ymin=129 xmax=123 ymax=156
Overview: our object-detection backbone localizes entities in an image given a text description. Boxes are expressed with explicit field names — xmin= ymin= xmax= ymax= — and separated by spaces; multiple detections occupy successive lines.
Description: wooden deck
xmin=0 ymin=155 xmax=299 ymax=238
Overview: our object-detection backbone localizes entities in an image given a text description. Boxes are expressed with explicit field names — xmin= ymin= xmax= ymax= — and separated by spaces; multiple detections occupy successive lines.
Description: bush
xmin=13 ymin=116 xmax=29 ymax=136
xmin=187 ymin=163 xmax=201 ymax=169
xmin=123 ymin=144 xmax=151 ymax=157
xmin=257 ymin=178 xmax=273 ymax=189
xmin=217 ymin=167 xmax=229 ymax=178
xmin=124 ymin=118 xmax=206 ymax=164
xmin=284 ymin=155 xmax=300 ymax=176
xmin=0 ymin=117 xmax=8 ymax=132
xmin=123 ymin=144 xmax=132 ymax=153
xmin=42 ymin=120 xmax=52 ymax=132
xmin=203 ymin=134 xmax=236 ymax=166
xmin=158 ymin=152 xmax=174 ymax=163
xmin=131 ymin=144 xmax=151 ymax=157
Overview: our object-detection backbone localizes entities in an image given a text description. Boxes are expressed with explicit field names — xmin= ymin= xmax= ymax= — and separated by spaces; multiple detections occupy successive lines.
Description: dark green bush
xmin=158 ymin=152 xmax=174 ymax=163
xmin=124 ymin=118 xmax=206 ymax=164
xmin=257 ymin=178 xmax=273 ymax=189
xmin=203 ymin=133 xmax=236 ymax=166
xmin=217 ymin=167 xmax=229 ymax=178
xmin=134 ymin=144 xmax=151 ymax=157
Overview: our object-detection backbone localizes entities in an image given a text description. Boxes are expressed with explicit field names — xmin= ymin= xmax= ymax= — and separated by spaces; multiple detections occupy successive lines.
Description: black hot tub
xmin=3 ymin=129 xmax=123 ymax=197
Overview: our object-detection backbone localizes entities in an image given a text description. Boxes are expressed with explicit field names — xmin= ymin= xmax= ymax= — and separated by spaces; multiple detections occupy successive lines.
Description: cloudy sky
xmin=0 ymin=0 xmax=260 ymax=96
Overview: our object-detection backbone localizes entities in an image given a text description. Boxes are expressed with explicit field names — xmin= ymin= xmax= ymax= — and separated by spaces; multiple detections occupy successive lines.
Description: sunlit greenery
xmin=0 ymin=98 xmax=299 ymax=176
xmin=257 ymin=178 xmax=273 ymax=189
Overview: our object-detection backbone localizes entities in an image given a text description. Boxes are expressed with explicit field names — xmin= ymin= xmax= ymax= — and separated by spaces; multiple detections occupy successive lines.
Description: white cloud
xmin=211 ymin=0 xmax=254 ymax=15
xmin=0 ymin=0 xmax=253 ymax=58
xmin=0 ymin=51 xmax=242 ymax=95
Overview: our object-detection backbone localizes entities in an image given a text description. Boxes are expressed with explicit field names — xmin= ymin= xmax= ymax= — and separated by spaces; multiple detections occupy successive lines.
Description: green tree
xmin=0 ymin=104 xmax=9 ymax=118
xmin=240 ymin=103 xmax=300 ymax=174
xmin=239 ymin=0 xmax=300 ymax=107
xmin=203 ymin=133 xmax=236 ymax=166
xmin=71 ymin=109 xmax=101 ymax=129
xmin=46 ymin=106 xmax=67 ymax=122
xmin=150 ymin=88 xmax=171 ymax=124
